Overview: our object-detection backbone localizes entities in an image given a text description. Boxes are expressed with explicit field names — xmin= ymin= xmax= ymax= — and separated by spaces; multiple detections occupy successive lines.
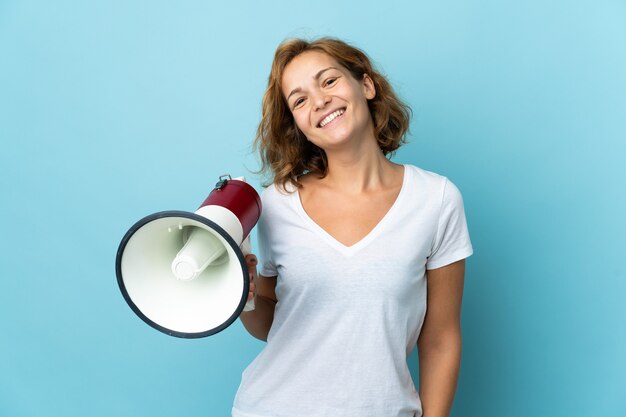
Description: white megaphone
xmin=115 ymin=175 xmax=262 ymax=338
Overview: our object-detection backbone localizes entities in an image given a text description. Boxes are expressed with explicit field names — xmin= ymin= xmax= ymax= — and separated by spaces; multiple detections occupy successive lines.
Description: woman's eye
xmin=324 ymin=78 xmax=337 ymax=87
xmin=293 ymin=97 xmax=305 ymax=108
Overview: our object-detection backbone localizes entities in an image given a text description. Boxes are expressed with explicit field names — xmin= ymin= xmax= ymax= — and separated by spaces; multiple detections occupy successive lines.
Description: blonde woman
xmin=233 ymin=37 xmax=473 ymax=417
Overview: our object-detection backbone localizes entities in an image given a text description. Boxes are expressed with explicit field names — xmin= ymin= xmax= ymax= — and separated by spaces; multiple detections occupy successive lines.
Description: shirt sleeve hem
xmin=426 ymin=245 xmax=473 ymax=270
xmin=259 ymin=267 xmax=278 ymax=277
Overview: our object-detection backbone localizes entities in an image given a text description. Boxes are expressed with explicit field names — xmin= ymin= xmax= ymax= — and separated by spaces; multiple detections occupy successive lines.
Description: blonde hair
xmin=255 ymin=37 xmax=411 ymax=191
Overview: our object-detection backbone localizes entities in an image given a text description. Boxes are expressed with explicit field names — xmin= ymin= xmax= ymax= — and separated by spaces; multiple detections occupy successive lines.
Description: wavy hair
xmin=254 ymin=37 xmax=411 ymax=191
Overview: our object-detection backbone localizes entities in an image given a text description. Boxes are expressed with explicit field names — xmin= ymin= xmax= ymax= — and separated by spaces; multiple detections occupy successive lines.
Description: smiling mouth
xmin=318 ymin=108 xmax=346 ymax=128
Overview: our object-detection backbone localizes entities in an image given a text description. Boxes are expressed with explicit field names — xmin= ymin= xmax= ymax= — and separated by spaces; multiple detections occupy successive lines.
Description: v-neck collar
xmin=291 ymin=164 xmax=410 ymax=257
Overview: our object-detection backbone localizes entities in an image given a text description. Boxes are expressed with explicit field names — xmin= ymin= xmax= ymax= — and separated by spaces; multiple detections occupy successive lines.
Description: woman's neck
xmin=320 ymin=138 xmax=401 ymax=194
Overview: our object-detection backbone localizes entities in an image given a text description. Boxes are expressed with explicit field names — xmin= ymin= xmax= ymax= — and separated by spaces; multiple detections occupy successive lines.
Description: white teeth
xmin=319 ymin=109 xmax=345 ymax=127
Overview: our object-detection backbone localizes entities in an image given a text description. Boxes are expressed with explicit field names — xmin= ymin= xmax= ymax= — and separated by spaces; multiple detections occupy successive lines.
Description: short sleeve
xmin=426 ymin=178 xmax=473 ymax=270
xmin=257 ymin=207 xmax=278 ymax=277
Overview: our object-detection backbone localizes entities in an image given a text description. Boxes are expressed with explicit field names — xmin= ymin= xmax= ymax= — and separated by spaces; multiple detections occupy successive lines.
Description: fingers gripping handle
xmin=241 ymin=234 xmax=255 ymax=311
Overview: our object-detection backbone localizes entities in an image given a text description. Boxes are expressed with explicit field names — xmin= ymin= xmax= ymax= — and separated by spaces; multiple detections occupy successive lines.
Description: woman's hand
xmin=244 ymin=254 xmax=258 ymax=310
xmin=239 ymin=253 xmax=277 ymax=341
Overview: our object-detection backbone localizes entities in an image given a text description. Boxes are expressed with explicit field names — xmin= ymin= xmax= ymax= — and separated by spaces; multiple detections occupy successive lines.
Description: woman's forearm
xmin=239 ymin=294 xmax=276 ymax=341
xmin=418 ymin=333 xmax=462 ymax=417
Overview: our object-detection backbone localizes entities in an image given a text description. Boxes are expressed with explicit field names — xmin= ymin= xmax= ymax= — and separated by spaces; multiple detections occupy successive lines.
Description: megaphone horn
xmin=115 ymin=175 xmax=262 ymax=338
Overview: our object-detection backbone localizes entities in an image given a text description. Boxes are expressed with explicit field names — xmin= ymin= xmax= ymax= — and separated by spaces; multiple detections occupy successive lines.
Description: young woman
xmin=232 ymin=37 xmax=473 ymax=417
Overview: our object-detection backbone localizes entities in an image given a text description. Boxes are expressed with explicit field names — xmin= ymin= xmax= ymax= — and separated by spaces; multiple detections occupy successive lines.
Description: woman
xmin=233 ymin=37 xmax=473 ymax=417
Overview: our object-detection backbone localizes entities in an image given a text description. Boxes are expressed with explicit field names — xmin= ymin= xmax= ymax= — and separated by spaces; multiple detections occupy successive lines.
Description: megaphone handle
xmin=244 ymin=298 xmax=255 ymax=311
xmin=240 ymin=233 xmax=251 ymax=255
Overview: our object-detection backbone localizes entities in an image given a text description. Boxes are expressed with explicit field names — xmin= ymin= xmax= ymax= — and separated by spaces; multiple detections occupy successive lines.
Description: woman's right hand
xmin=239 ymin=254 xmax=277 ymax=340
xmin=244 ymin=254 xmax=258 ymax=310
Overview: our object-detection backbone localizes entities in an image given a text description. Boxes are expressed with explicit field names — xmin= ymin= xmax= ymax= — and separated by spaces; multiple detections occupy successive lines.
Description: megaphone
xmin=115 ymin=175 xmax=261 ymax=338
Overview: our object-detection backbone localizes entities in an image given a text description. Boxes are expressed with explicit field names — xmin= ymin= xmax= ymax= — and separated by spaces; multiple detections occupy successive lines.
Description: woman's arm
xmin=239 ymin=254 xmax=278 ymax=342
xmin=417 ymin=259 xmax=466 ymax=417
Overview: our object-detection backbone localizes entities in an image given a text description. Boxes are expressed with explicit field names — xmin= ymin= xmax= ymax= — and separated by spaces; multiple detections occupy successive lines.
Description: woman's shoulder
xmin=403 ymin=164 xmax=449 ymax=188
xmin=259 ymin=180 xmax=297 ymax=208
xmin=403 ymin=164 xmax=467 ymax=208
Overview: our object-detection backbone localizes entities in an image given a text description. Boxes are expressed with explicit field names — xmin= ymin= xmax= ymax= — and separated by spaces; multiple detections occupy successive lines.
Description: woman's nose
xmin=312 ymin=92 xmax=331 ymax=110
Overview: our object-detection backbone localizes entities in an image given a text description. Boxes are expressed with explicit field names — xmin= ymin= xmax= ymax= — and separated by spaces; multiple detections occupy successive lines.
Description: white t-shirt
xmin=232 ymin=164 xmax=473 ymax=417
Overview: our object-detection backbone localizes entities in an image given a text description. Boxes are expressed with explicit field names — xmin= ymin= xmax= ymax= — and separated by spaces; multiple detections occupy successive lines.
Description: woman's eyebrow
xmin=314 ymin=66 xmax=337 ymax=81
xmin=286 ymin=67 xmax=338 ymax=101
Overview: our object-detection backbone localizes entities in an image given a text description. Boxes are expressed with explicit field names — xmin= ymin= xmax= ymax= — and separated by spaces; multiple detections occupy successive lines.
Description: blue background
xmin=1 ymin=1 xmax=625 ymax=416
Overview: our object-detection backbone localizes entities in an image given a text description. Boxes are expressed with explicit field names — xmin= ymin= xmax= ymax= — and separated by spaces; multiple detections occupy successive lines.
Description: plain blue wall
xmin=1 ymin=1 xmax=625 ymax=416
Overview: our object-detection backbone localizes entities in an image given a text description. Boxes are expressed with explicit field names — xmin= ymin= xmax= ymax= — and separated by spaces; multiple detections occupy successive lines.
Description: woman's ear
xmin=362 ymin=74 xmax=376 ymax=100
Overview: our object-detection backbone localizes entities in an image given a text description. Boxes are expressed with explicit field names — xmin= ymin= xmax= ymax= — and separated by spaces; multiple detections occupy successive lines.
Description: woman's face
xmin=281 ymin=51 xmax=376 ymax=151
